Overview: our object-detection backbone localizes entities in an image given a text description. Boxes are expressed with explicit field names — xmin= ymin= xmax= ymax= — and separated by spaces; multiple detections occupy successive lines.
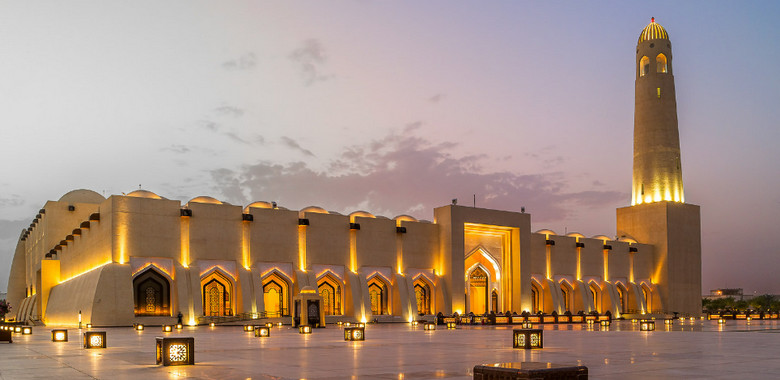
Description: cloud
xmin=214 ymin=105 xmax=244 ymax=117
xmin=280 ymin=136 xmax=315 ymax=157
xmin=222 ymin=53 xmax=257 ymax=71
xmin=0 ymin=196 xmax=24 ymax=208
xmin=224 ymin=132 xmax=250 ymax=145
xmin=210 ymin=129 xmax=623 ymax=221
xmin=289 ymin=39 xmax=333 ymax=85
xmin=428 ymin=93 xmax=445 ymax=103
xmin=161 ymin=144 xmax=191 ymax=154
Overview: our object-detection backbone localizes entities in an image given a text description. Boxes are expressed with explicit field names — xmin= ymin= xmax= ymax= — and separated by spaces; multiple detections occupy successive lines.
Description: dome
xmin=126 ymin=190 xmax=163 ymax=200
xmin=58 ymin=189 xmax=106 ymax=204
xmin=188 ymin=196 xmax=223 ymax=205
xmin=638 ymin=17 xmax=669 ymax=44
xmin=244 ymin=201 xmax=274 ymax=212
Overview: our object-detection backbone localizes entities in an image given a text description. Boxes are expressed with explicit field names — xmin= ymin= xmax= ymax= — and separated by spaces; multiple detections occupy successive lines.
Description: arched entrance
xmin=530 ymin=279 xmax=543 ymax=313
xmin=317 ymin=273 xmax=342 ymax=315
xmin=589 ymin=282 xmax=602 ymax=313
xmin=201 ymin=270 xmax=233 ymax=316
xmin=413 ymin=277 xmax=432 ymax=315
xmin=262 ymin=272 xmax=290 ymax=317
xmin=467 ymin=266 xmax=489 ymax=314
xmin=560 ymin=280 xmax=573 ymax=313
xmin=133 ymin=267 xmax=171 ymax=316
xmin=367 ymin=275 xmax=390 ymax=315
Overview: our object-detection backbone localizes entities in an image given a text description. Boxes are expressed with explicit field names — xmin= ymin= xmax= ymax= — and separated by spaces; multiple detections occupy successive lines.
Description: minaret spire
xmin=632 ymin=18 xmax=684 ymax=205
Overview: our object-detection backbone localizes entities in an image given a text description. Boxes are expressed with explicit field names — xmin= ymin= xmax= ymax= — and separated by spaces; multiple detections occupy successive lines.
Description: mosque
xmin=5 ymin=19 xmax=701 ymax=326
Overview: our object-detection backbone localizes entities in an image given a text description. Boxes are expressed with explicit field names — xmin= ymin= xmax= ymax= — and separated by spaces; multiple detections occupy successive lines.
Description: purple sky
xmin=1 ymin=1 xmax=778 ymax=295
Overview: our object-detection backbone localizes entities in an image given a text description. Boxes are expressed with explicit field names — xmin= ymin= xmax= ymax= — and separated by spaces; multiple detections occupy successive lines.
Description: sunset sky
xmin=1 ymin=1 xmax=778 ymax=294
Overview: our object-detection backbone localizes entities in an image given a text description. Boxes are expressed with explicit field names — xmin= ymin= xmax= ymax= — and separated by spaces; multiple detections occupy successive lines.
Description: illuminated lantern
xmin=631 ymin=319 xmax=638 ymax=324
xmin=299 ymin=325 xmax=312 ymax=334
xmin=22 ymin=327 xmax=32 ymax=335
xmin=586 ymin=320 xmax=595 ymax=328
xmin=513 ymin=329 xmax=543 ymax=349
xmin=255 ymin=326 xmax=271 ymax=337
xmin=51 ymin=329 xmax=68 ymax=342
xmin=664 ymin=319 xmax=673 ymax=325
xmin=718 ymin=318 xmax=726 ymax=325
xmin=86 ymin=323 xmax=92 ymax=329
xmin=446 ymin=321 xmax=457 ymax=329
xmin=14 ymin=326 xmax=22 ymax=333
xmin=344 ymin=326 xmax=365 ymax=341
xmin=209 ymin=322 xmax=216 ymax=327
xmin=411 ymin=320 xmax=419 ymax=326
xmin=135 ymin=324 xmax=145 ymax=331
xmin=639 ymin=320 xmax=655 ymax=331
xmin=747 ymin=317 xmax=752 ymax=322
xmin=522 ymin=321 xmax=533 ymax=329
xmin=243 ymin=325 xmax=254 ymax=332
xmin=176 ymin=323 xmax=183 ymax=330
xmin=600 ymin=320 xmax=611 ymax=327
xmin=83 ymin=331 xmax=107 ymax=348
xmin=337 ymin=321 xmax=344 ymax=326
xmin=162 ymin=325 xmax=173 ymax=332
xmin=423 ymin=322 xmax=436 ymax=331
xmin=265 ymin=322 xmax=274 ymax=328
xmin=276 ymin=322 xmax=283 ymax=327
xmin=156 ymin=337 xmax=194 ymax=366
xmin=356 ymin=323 xmax=365 ymax=328
xmin=344 ymin=322 xmax=351 ymax=327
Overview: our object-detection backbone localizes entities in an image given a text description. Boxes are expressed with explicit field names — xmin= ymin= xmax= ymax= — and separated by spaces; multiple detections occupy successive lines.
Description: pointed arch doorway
xmin=467 ymin=266 xmax=489 ymax=314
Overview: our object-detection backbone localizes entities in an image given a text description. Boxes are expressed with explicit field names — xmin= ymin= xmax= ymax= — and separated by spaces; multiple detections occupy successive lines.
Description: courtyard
xmin=1 ymin=319 xmax=778 ymax=379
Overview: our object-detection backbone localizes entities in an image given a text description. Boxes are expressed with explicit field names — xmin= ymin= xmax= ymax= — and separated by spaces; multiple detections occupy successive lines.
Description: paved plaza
xmin=1 ymin=320 xmax=778 ymax=379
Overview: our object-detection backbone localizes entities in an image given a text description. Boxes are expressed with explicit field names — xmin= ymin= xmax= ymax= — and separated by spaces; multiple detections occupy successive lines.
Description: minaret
xmin=617 ymin=18 xmax=701 ymax=317
xmin=632 ymin=17 xmax=684 ymax=205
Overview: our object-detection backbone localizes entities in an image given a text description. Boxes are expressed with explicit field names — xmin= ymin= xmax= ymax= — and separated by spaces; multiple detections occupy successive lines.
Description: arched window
xmin=262 ymin=272 xmax=290 ymax=317
xmin=202 ymin=270 xmax=233 ymax=317
xmin=560 ymin=283 xmax=571 ymax=313
xmin=367 ymin=276 xmax=390 ymax=315
xmin=317 ymin=274 xmax=342 ymax=316
xmin=616 ymin=283 xmax=627 ymax=314
xmin=640 ymin=56 xmax=650 ymax=77
xmin=491 ymin=290 xmax=499 ymax=313
xmin=589 ymin=282 xmax=601 ymax=313
xmin=413 ymin=277 xmax=432 ymax=315
xmin=133 ymin=268 xmax=171 ymax=316
xmin=656 ymin=53 xmax=668 ymax=73
xmin=531 ymin=281 xmax=542 ymax=314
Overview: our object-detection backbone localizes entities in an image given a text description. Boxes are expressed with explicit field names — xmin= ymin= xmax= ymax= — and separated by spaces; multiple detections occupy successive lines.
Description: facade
xmin=5 ymin=19 xmax=701 ymax=326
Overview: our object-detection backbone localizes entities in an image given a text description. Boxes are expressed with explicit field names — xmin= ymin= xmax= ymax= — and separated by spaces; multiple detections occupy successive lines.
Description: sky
xmin=1 ymin=1 xmax=778 ymax=295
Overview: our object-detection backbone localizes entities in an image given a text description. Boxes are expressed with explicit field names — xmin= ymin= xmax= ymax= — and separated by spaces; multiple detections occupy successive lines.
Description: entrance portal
xmin=467 ymin=267 xmax=488 ymax=314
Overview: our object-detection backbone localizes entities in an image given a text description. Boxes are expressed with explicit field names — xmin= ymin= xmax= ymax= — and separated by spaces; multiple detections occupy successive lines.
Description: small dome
xmin=299 ymin=206 xmax=329 ymax=218
xmin=188 ymin=196 xmax=222 ymax=205
xmin=126 ymin=190 xmax=163 ymax=200
xmin=244 ymin=201 xmax=273 ymax=212
xmin=638 ymin=17 xmax=669 ymax=44
xmin=58 ymin=189 xmax=106 ymax=204
xmin=535 ymin=229 xmax=557 ymax=236
xmin=348 ymin=210 xmax=375 ymax=222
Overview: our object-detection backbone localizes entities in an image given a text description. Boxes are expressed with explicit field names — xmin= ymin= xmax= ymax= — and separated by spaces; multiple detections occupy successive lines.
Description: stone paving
xmin=0 ymin=319 xmax=778 ymax=379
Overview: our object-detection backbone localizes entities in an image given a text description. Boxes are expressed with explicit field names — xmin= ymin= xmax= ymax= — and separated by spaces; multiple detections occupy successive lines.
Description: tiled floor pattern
xmin=0 ymin=320 xmax=778 ymax=379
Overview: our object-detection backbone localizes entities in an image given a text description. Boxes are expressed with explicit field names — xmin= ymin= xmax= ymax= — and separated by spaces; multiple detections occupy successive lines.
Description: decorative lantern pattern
xmin=162 ymin=325 xmax=173 ymax=332
xmin=135 ymin=324 xmax=145 ymax=331
xmin=156 ymin=337 xmax=195 ymax=366
xmin=83 ymin=331 xmax=107 ymax=348
xmin=344 ymin=326 xmax=365 ymax=341
xmin=639 ymin=320 xmax=655 ymax=331
xmin=51 ymin=329 xmax=68 ymax=342
xmin=423 ymin=322 xmax=436 ymax=331
xmin=255 ymin=326 xmax=271 ymax=337
xmin=600 ymin=320 xmax=611 ymax=327
xmin=513 ymin=329 xmax=543 ymax=349
xmin=22 ymin=327 xmax=32 ymax=335
xmin=446 ymin=321 xmax=457 ymax=329
xmin=299 ymin=325 xmax=312 ymax=334
xmin=243 ymin=325 xmax=254 ymax=332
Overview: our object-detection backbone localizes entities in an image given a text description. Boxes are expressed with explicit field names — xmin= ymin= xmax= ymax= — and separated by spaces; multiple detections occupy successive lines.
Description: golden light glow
xmin=603 ymin=250 xmax=609 ymax=282
xmin=180 ymin=216 xmax=190 ymax=268
xmin=575 ymin=237 xmax=582 ymax=281
xmin=298 ymin=225 xmax=307 ymax=271
xmin=463 ymin=223 xmax=515 ymax=312
xmin=117 ymin=212 xmax=128 ymax=264
xmin=131 ymin=263 xmax=173 ymax=279
xmin=242 ymin=220 xmax=251 ymax=270
xmin=59 ymin=261 xmax=112 ymax=284
xmin=349 ymin=229 xmax=357 ymax=273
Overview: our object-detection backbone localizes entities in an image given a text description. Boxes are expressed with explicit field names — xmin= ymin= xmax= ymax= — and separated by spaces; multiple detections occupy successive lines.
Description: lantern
xmin=156 ymin=337 xmax=194 ymax=366
xmin=718 ymin=318 xmax=726 ymax=325
xmin=14 ymin=326 xmax=22 ymax=333
xmin=631 ymin=319 xmax=638 ymax=324
xmin=423 ymin=322 xmax=436 ymax=331
xmin=22 ymin=327 xmax=32 ymax=335
xmin=337 ymin=321 xmax=343 ymax=326
xmin=446 ymin=321 xmax=457 ymax=329
xmin=265 ymin=322 xmax=274 ymax=328
xmin=51 ymin=329 xmax=68 ymax=342
xmin=411 ymin=320 xmax=419 ymax=326
xmin=276 ymin=322 xmax=283 ymax=327
xmin=83 ymin=331 xmax=107 ymax=348
xmin=86 ymin=323 xmax=92 ymax=329
xmin=344 ymin=322 xmax=351 ymax=327
xmin=135 ymin=324 xmax=145 ymax=331
xmin=299 ymin=325 xmax=312 ymax=334
xmin=513 ymin=329 xmax=543 ymax=349
xmin=209 ymin=322 xmax=216 ymax=327
xmin=243 ymin=325 xmax=254 ymax=332
xmin=162 ymin=325 xmax=173 ymax=332
xmin=639 ymin=320 xmax=655 ymax=331
xmin=255 ymin=326 xmax=271 ymax=337
xmin=522 ymin=321 xmax=533 ymax=329
xmin=344 ymin=326 xmax=365 ymax=341
xmin=586 ymin=320 xmax=595 ymax=328
xmin=600 ymin=320 xmax=610 ymax=327
xmin=664 ymin=319 xmax=673 ymax=325
xmin=176 ymin=323 xmax=183 ymax=330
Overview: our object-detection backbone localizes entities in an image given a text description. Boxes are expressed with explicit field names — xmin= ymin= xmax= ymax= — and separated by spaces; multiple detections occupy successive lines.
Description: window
xmin=317 ymin=274 xmax=342 ymax=315
xmin=133 ymin=268 xmax=170 ymax=316
xmin=368 ymin=276 xmax=390 ymax=315
xmin=413 ymin=278 xmax=432 ymax=315
xmin=640 ymin=56 xmax=650 ymax=77
xmin=656 ymin=53 xmax=668 ymax=73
